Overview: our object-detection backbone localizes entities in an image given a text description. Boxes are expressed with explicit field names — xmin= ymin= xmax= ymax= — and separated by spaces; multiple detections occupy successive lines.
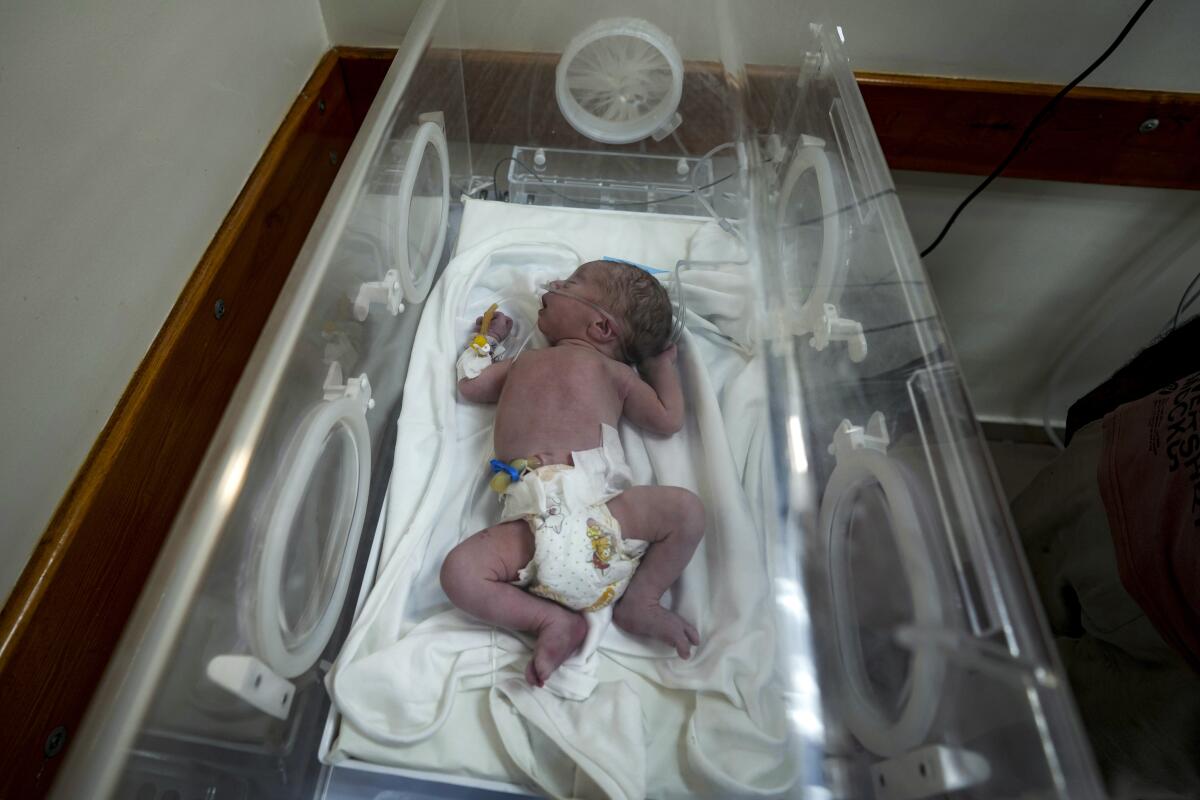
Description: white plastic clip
xmin=206 ymin=654 xmax=296 ymax=721
xmin=322 ymin=362 xmax=375 ymax=412
xmin=869 ymin=744 xmax=990 ymax=800
xmin=650 ymin=111 xmax=683 ymax=142
xmin=809 ymin=303 xmax=867 ymax=362
xmin=353 ymin=269 xmax=404 ymax=321
xmin=533 ymin=148 xmax=547 ymax=169
xmin=828 ymin=411 xmax=889 ymax=457
xmin=766 ymin=134 xmax=786 ymax=164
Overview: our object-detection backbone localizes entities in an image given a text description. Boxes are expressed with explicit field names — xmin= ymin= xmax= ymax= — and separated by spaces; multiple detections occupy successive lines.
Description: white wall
xmin=895 ymin=173 xmax=1200 ymax=425
xmin=320 ymin=0 xmax=1200 ymax=91
xmin=0 ymin=0 xmax=329 ymax=605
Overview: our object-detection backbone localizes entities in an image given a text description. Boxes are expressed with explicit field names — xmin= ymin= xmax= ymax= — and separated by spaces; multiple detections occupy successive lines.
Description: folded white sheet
xmin=328 ymin=200 xmax=798 ymax=799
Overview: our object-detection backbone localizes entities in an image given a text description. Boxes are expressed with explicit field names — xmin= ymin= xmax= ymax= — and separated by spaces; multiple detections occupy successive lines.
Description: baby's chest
xmin=512 ymin=354 xmax=622 ymax=400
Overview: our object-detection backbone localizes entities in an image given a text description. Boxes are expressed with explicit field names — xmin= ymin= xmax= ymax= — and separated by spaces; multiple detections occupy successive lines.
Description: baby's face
xmin=537 ymin=265 xmax=618 ymax=344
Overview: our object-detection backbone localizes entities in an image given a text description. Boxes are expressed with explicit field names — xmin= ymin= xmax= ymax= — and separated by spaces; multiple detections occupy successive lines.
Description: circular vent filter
xmin=556 ymin=18 xmax=684 ymax=144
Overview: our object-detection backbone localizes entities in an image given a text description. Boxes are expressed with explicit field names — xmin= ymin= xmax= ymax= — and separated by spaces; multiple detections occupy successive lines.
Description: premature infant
xmin=440 ymin=260 xmax=704 ymax=687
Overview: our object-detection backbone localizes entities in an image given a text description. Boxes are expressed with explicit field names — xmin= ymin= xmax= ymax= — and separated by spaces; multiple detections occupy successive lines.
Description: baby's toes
xmin=525 ymin=658 xmax=543 ymax=687
xmin=675 ymin=638 xmax=691 ymax=659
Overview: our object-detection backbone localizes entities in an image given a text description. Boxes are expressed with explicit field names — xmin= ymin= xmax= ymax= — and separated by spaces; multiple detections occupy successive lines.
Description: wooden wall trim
xmin=337 ymin=45 xmax=1200 ymax=190
xmin=0 ymin=49 xmax=356 ymax=798
xmin=857 ymin=71 xmax=1200 ymax=190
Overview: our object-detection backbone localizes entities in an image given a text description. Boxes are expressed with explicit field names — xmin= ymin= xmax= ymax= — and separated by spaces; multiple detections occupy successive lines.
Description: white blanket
xmin=328 ymin=200 xmax=798 ymax=799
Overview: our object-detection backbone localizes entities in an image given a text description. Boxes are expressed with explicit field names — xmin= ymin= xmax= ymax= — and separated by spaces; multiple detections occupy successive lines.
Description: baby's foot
xmin=526 ymin=610 xmax=588 ymax=687
xmin=613 ymin=595 xmax=700 ymax=659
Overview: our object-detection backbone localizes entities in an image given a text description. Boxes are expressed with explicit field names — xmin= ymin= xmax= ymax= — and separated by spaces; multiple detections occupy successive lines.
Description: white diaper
xmin=501 ymin=425 xmax=647 ymax=612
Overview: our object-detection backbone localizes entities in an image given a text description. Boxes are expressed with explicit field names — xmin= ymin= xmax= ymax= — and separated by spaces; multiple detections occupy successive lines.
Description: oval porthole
xmin=247 ymin=383 xmax=372 ymax=678
xmin=821 ymin=448 xmax=945 ymax=757
xmin=776 ymin=142 xmax=843 ymax=322
xmin=355 ymin=120 xmax=450 ymax=309
xmin=389 ymin=121 xmax=450 ymax=304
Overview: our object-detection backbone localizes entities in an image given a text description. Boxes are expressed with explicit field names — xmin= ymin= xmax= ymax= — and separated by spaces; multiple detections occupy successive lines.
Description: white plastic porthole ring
xmin=253 ymin=396 xmax=371 ymax=678
xmin=821 ymin=448 xmax=946 ymax=757
xmin=555 ymin=18 xmax=684 ymax=145
xmin=393 ymin=120 xmax=450 ymax=303
xmin=777 ymin=141 xmax=843 ymax=327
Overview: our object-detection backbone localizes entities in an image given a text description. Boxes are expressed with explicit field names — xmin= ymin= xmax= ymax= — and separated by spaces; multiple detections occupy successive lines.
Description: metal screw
xmin=329 ymin=151 xmax=339 ymax=166
xmin=1139 ymin=118 xmax=1159 ymax=133
xmin=44 ymin=726 xmax=66 ymax=758
xmin=317 ymin=99 xmax=326 ymax=114
xmin=214 ymin=299 xmax=226 ymax=320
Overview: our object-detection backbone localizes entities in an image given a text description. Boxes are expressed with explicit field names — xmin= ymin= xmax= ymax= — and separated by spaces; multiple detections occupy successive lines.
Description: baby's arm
xmin=621 ymin=344 xmax=684 ymax=435
xmin=458 ymin=359 xmax=512 ymax=404
xmin=457 ymin=310 xmax=514 ymax=404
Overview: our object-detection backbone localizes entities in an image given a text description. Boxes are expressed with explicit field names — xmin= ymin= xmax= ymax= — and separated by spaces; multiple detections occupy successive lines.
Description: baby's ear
xmin=590 ymin=317 xmax=618 ymax=343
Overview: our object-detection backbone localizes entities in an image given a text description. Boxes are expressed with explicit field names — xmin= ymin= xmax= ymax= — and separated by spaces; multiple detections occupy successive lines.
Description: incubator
xmin=55 ymin=1 xmax=1104 ymax=798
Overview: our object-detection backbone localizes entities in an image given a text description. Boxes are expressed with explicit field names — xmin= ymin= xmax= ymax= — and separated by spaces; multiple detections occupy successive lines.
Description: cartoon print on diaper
xmin=531 ymin=584 xmax=569 ymax=606
xmin=586 ymin=517 xmax=614 ymax=572
xmin=533 ymin=506 xmax=563 ymax=537
xmin=583 ymin=584 xmax=618 ymax=613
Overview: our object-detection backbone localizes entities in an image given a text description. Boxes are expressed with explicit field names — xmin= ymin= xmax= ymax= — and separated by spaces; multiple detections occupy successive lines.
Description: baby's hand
xmin=642 ymin=343 xmax=677 ymax=370
xmin=476 ymin=310 xmax=513 ymax=341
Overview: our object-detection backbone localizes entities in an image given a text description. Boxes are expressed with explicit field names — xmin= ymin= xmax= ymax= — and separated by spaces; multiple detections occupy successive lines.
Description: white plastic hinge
xmin=206 ymin=654 xmax=296 ymax=721
xmin=766 ymin=134 xmax=786 ymax=164
xmin=809 ymin=303 xmax=867 ymax=362
xmin=799 ymin=133 xmax=826 ymax=149
xmin=798 ymin=49 xmax=827 ymax=86
xmin=322 ymin=362 xmax=375 ymax=411
xmin=676 ymin=157 xmax=690 ymax=177
xmin=869 ymin=744 xmax=990 ymax=800
xmin=533 ymin=148 xmax=547 ymax=169
xmin=354 ymin=269 xmax=404 ymax=321
xmin=828 ymin=411 xmax=888 ymax=457
xmin=650 ymin=111 xmax=682 ymax=142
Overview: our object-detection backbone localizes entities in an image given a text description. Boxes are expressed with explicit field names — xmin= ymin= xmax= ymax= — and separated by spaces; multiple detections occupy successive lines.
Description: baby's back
xmin=493 ymin=345 xmax=627 ymax=465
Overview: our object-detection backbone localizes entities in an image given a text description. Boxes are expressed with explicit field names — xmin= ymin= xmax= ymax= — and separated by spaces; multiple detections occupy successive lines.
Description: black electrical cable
xmin=1172 ymin=268 xmax=1200 ymax=331
xmin=491 ymin=156 xmax=734 ymax=208
xmin=919 ymin=0 xmax=1159 ymax=258
xmin=780 ymin=187 xmax=897 ymax=230
xmin=861 ymin=315 xmax=940 ymax=335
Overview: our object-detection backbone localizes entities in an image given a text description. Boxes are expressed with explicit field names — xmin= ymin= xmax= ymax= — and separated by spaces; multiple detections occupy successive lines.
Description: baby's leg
xmin=440 ymin=521 xmax=587 ymax=687
xmin=607 ymin=486 xmax=705 ymax=658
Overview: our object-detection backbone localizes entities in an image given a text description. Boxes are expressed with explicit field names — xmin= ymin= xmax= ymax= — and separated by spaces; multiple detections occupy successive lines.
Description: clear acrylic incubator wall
xmin=56 ymin=1 xmax=1105 ymax=798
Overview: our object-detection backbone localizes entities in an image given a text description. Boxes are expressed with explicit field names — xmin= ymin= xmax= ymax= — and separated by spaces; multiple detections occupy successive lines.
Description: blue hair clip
xmin=602 ymin=256 xmax=668 ymax=275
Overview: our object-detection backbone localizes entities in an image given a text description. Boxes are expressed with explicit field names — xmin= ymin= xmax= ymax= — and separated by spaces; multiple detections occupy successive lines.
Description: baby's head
xmin=537 ymin=260 xmax=673 ymax=363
